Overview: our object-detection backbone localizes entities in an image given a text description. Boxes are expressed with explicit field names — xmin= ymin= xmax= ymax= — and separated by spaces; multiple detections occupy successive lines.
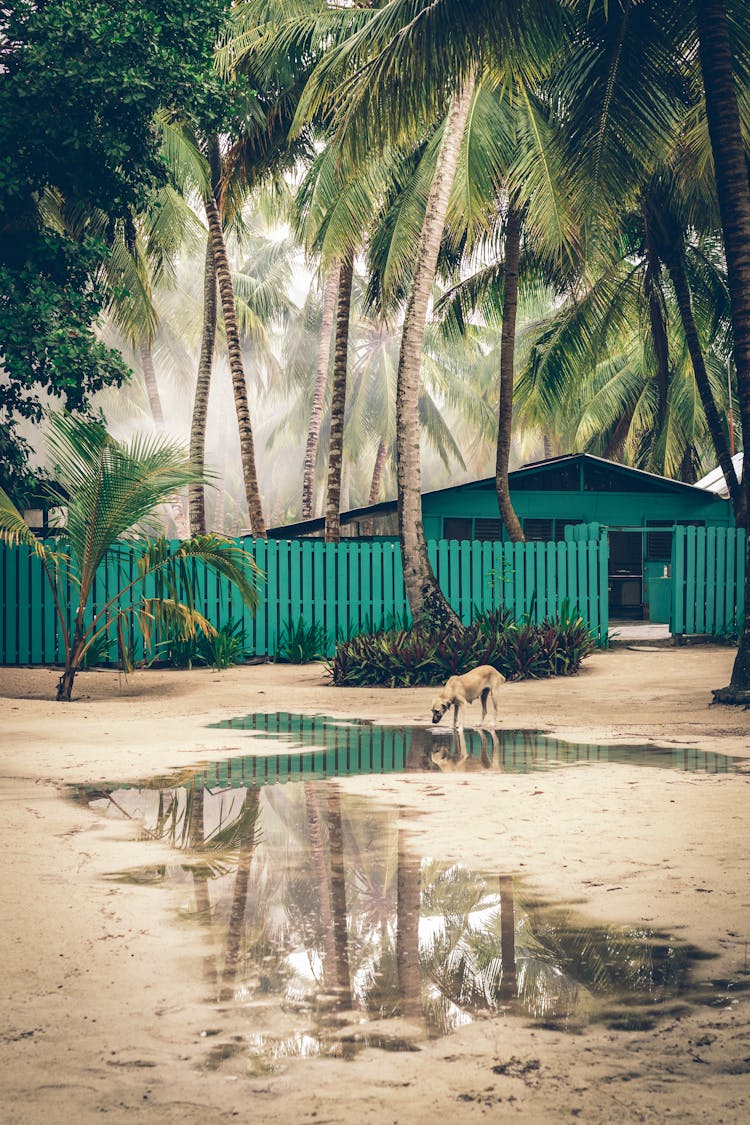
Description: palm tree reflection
xmin=79 ymin=776 xmax=701 ymax=1057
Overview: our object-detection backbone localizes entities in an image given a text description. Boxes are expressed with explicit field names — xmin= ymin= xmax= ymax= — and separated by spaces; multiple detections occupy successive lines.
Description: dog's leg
xmin=453 ymin=701 xmax=463 ymax=729
xmin=480 ymin=687 xmax=490 ymax=727
xmin=488 ymin=686 xmax=500 ymax=728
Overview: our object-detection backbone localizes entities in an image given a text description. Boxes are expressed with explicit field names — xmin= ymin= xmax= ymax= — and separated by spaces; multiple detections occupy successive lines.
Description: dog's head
xmin=430 ymin=697 xmax=450 ymax=725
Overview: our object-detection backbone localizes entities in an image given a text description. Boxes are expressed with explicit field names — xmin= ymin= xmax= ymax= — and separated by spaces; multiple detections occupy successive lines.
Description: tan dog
xmin=430 ymin=665 xmax=506 ymax=729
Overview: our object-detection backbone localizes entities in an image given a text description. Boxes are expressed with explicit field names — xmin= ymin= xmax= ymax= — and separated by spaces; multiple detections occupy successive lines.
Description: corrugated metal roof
xmin=695 ymin=452 xmax=744 ymax=497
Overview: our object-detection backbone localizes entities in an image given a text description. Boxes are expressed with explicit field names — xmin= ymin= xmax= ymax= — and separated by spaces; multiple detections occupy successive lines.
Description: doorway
xmin=608 ymin=530 xmax=643 ymax=618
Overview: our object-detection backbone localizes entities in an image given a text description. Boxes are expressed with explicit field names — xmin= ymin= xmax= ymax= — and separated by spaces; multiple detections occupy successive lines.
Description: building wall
xmin=422 ymin=486 xmax=733 ymax=534
xmin=419 ymin=483 xmax=734 ymax=620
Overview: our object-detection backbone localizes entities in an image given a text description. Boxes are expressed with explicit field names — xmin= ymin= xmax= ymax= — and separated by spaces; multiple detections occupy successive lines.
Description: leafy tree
xmin=0 ymin=0 xmax=229 ymax=493
xmin=0 ymin=414 xmax=260 ymax=701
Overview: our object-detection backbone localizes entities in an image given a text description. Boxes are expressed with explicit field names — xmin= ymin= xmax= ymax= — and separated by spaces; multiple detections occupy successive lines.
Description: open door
xmin=608 ymin=530 xmax=643 ymax=619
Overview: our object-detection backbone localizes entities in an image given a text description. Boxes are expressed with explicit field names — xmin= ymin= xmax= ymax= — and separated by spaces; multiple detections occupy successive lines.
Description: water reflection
xmin=95 ymin=716 xmax=738 ymax=797
xmin=71 ymin=770 xmax=717 ymax=1064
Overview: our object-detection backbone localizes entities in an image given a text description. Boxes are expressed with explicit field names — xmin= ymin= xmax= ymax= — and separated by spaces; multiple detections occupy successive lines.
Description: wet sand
xmin=1 ymin=646 xmax=749 ymax=1124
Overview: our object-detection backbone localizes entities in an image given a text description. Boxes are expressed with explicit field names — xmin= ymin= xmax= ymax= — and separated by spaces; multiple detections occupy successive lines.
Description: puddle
xmin=68 ymin=719 xmax=746 ymax=1069
xmin=87 ymin=714 xmax=741 ymax=796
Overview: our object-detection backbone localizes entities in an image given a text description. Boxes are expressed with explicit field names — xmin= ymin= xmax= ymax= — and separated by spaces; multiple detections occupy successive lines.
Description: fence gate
xmin=671 ymin=525 xmax=746 ymax=636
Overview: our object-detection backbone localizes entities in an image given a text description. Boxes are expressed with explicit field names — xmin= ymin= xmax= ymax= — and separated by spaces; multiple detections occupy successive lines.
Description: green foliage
xmin=152 ymin=619 xmax=246 ymax=670
xmin=201 ymin=619 xmax=247 ymax=670
xmin=78 ymin=631 xmax=113 ymax=670
xmin=0 ymin=0 xmax=231 ymax=482
xmin=152 ymin=631 xmax=204 ymax=671
xmin=0 ymin=413 xmax=261 ymax=699
xmin=327 ymin=608 xmax=595 ymax=688
xmin=276 ymin=617 xmax=329 ymax=663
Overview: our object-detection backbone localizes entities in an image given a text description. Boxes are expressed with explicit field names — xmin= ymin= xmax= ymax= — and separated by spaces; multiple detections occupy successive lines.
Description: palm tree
xmin=290 ymin=0 xmax=567 ymax=616
xmin=0 ymin=413 xmax=260 ymax=701
xmin=389 ymin=82 xmax=474 ymax=626
xmin=302 ymin=264 xmax=339 ymax=521
xmin=325 ymin=250 xmax=355 ymax=542
xmin=189 ymin=239 xmax=218 ymax=534
xmin=203 ymin=135 xmax=267 ymax=538
xmin=694 ymin=0 xmax=750 ymax=700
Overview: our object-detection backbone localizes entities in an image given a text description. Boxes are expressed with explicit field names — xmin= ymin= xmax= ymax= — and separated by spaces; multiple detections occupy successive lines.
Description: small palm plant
xmin=0 ymin=413 xmax=262 ymax=701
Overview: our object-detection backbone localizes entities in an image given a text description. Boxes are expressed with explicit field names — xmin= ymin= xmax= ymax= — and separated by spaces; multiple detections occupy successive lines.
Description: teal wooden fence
xmin=671 ymin=525 xmax=746 ymax=636
xmin=0 ymin=533 xmax=609 ymax=666
xmin=565 ymin=521 xmax=604 ymax=542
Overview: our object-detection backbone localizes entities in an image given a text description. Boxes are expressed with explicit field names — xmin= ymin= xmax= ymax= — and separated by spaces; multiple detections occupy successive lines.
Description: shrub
xmin=326 ymin=608 xmax=595 ymax=687
xmin=79 ymin=631 xmax=114 ymax=669
xmin=153 ymin=618 xmax=246 ymax=670
xmin=276 ymin=617 xmax=329 ymax=663
xmin=200 ymin=619 xmax=246 ymax=670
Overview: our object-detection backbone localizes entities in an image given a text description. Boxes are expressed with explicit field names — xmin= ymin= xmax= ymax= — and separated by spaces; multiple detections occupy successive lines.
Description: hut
xmin=268 ymin=454 xmax=735 ymax=621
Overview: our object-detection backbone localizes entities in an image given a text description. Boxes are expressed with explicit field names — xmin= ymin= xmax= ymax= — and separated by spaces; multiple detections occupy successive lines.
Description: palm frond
xmin=0 ymin=490 xmax=49 ymax=557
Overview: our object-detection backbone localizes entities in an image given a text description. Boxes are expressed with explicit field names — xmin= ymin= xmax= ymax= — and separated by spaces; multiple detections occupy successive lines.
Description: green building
xmin=268 ymin=454 xmax=735 ymax=621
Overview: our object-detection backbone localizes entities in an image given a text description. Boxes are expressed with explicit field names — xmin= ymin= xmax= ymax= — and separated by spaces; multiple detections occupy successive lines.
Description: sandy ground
xmin=1 ymin=645 xmax=750 ymax=1124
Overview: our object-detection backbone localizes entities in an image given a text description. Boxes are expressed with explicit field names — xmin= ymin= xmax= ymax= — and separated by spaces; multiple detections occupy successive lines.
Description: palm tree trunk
xmin=219 ymin=790 xmax=260 ymax=1001
xmin=56 ymin=616 xmax=86 ymax=701
xmin=664 ymin=247 xmax=742 ymax=514
xmin=395 ymin=828 xmax=421 ymax=1018
xmin=326 ymin=788 xmax=351 ymax=1004
xmin=140 ymin=343 xmax=165 ymax=428
xmin=397 ymin=79 xmax=475 ymax=627
xmin=189 ymin=239 xmax=218 ymax=535
xmin=498 ymin=874 xmax=517 ymax=1003
xmin=303 ymin=263 xmax=340 ymax=520
xmin=204 ymin=192 xmax=267 ymax=538
xmin=304 ymin=783 xmax=338 ymax=983
xmin=696 ymin=0 xmax=750 ymax=698
xmin=369 ymin=438 xmax=388 ymax=505
xmin=141 ymin=343 xmax=189 ymax=538
xmin=325 ymin=252 xmax=354 ymax=544
xmin=641 ymin=205 xmax=671 ymax=455
xmin=495 ymin=203 xmax=525 ymax=542
xmin=361 ymin=438 xmax=388 ymax=536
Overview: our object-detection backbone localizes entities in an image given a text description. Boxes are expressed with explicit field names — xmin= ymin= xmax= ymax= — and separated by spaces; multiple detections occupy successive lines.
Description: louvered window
xmin=474 ymin=518 xmax=503 ymax=542
xmin=646 ymin=521 xmax=672 ymax=561
xmin=524 ymin=518 xmax=553 ymax=541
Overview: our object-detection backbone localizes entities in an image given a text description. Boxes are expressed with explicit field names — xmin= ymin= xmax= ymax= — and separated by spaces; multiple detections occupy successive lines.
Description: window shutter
xmin=474 ymin=518 xmax=503 ymax=542
xmin=524 ymin=518 xmax=553 ymax=541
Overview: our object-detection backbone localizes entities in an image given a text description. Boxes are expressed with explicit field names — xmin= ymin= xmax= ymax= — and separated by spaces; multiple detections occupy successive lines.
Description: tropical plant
xmin=276 ymin=617 xmax=329 ymax=663
xmin=0 ymin=413 xmax=261 ymax=701
xmin=152 ymin=617 xmax=247 ymax=670
xmin=327 ymin=608 xmax=595 ymax=688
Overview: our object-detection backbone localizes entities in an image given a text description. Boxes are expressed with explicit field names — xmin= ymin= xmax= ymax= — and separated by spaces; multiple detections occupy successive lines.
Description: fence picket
xmin=705 ymin=528 xmax=716 ymax=635
xmin=16 ymin=546 xmax=30 ymax=663
xmin=460 ymin=540 xmax=472 ymax=623
xmin=348 ymin=544 xmax=361 ymax=633
xmin=672 ymin=527 xmax=685 ymax=634
xmin=725 ymin=528 xmax=737 ymax=633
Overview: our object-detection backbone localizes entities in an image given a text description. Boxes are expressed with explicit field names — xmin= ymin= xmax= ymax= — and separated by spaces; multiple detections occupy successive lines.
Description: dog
xmin=430 ymin=665 xmax=506 ymax=729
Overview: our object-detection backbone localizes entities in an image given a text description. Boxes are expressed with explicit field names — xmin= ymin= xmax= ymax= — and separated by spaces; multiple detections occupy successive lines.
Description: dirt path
xmin=1 ymin=647 xmax=749 ymax=1123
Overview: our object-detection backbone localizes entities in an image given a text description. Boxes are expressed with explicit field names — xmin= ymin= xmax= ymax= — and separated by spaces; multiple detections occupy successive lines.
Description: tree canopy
xmin=0 ymin=0 xmax=230 ymax=501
